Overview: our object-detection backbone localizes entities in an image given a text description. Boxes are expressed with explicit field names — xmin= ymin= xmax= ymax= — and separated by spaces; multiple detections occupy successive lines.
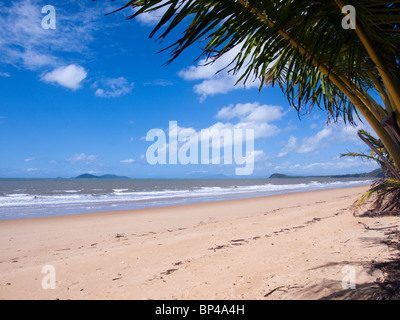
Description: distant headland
xmin=74 ymin=173 xmax=130 ymax=179
xmin=269 ymin=168 xmax=383 ymax=179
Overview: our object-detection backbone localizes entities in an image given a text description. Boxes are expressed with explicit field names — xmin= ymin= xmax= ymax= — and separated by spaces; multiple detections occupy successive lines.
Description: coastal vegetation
xmin=341 ymin=130 xmax=400 ymax=215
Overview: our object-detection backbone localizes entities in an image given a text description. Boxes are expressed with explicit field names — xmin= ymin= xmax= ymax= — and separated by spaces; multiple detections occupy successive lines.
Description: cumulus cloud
xmin=41 ymin=64 xmax=87 ymax=90
xmin=277 ymin=120 xmax=373 ymax=157
xmin=214 ymin=102 xmax=284 ymax=139
xmin=298 ymin=127 xmax=333 ymax=154
xmin=178 ymin=44 xmax=261 ymax=101
xmin=216 ymin=102 xmax=283 ymax=123
xmin=168 ymin=102 xmax=284 ymax=148
xmin=146 ymin=102 xmax=284 ymax=167
xmin=94 ymin=77 xmax=134 ymax=98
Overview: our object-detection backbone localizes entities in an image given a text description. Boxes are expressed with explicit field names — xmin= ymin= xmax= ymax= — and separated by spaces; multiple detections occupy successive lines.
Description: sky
xmin=0 ymin=0 xmax=379 ymax=178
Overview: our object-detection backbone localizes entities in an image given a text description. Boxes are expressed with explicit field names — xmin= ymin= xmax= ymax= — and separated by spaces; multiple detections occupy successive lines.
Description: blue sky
xmin=0 ymin=0 xmax=379 ymax=178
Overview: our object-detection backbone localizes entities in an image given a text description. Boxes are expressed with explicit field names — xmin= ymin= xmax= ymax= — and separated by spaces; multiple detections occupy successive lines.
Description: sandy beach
xmin=0 ymin=185 xmax=398 ymax=300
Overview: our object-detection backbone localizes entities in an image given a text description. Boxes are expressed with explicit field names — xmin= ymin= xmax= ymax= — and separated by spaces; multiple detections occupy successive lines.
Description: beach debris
xmin=112 ymin=277 xmax=122 ymax=281
xmin=359 ymin=222 xmax=370 ymax=230
xmin=264 ymin=285 xmax=304 ymax=298
xmin=112 ymin=273 xmax=122 ymax=281
xmin=230 ymin=239 xmax=248 ymax=246
xmin=55 ymin=247 xmax=71 ymax=251
xmin=208 ymin=244 xmax=229 ymax=251
xmin=161 ymin=268 xmax=178 ymax=276
xmin=115 ymin=233 xmax=126 ymax=238
xmin=264 ymin=286 xmax=286 ymax=297
xmin=358 ymin=222 xmax=399 ymax=231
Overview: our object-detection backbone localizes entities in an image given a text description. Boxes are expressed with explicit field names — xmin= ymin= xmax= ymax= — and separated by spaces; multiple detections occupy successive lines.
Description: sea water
xmin=0 ymin=178 xmax=372 ymax=220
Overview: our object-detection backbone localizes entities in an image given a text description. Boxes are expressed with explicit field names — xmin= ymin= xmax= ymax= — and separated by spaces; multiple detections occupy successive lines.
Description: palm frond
xmin=114 ymin=0 xmax=400 ymax=124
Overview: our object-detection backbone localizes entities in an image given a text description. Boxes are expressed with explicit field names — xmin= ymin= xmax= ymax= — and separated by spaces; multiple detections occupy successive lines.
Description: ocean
xmin=0 ymin=178 xmax=372 ymax=220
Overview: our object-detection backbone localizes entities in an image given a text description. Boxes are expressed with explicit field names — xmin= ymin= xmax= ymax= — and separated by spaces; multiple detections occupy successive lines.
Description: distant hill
xmin=331 ymin=168 xmax=384 ymax=178
xmin=269 ymin=169 xmax=384 ymax=179
xmin=75 ymin=173 xmax=130 ymax=179
xmin=184 ymin=172 xmax=234 ymax=179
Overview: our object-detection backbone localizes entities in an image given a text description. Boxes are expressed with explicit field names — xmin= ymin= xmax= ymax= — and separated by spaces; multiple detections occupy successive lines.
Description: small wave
xmin=0 ymin=179 xmax=371 ymax=212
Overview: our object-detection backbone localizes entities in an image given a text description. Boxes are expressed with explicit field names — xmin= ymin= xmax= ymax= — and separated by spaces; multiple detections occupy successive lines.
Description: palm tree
xmin=111 ymin=0 xmax=400 ymax=209
xmin=112 ymin=0 xmax=400 ymax=167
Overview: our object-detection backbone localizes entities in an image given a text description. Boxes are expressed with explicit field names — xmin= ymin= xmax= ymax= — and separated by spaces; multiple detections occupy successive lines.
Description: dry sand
xmin=0 ymin=185 xmax=398 ymax=300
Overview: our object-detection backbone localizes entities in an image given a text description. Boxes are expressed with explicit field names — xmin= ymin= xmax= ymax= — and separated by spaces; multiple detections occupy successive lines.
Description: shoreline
xmin=0 ymin=185 xmax=398 ymax=300
xmin=0 ymin=179 xmax=373 ymax=221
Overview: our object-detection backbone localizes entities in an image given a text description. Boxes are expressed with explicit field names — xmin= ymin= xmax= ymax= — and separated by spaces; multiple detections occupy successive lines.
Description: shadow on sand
xmin=297 ymin=223 xmax=399 ymax=300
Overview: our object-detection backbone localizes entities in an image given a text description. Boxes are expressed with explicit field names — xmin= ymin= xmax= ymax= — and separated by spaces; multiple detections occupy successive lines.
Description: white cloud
xmin=24 ymin=157 xmax=35 ymax=162
xmin=214 ymin=102 xmax=284 ymax=139
xmin=120 ymin=158 xmax=135 ymax=163
xmin=178 ymin=43 xmax=261 ymax=101
xmin=0 ymin=72 xmax=10 ymax=77
xmin=136 ymin=9 xmax=167 ymax=26
xmin=66 ymin=153 xmax=97 ymax=164
xmin=216 ymin=102 xmax=283 ymax=123
xmin=252 ymin=150 xmax=268 ymax=163
xmin=145 ymin=102 xmax=284 ymax=167
xmin=272 ymin=157 xmax=378 ymax=175
xmin=278 ymin=136 xmax=298 ymax=157
xmin=298 ymin=127 xmax=333 ymax=154
xmin=131 ymin=0 xmax=170 ymax=26
xmin=0 ymin=0 xmax=105 ymax=70
xmin=41 ymin=64 xmax=87 ymax=90
xmin=94 ymin=77 xmax=134 ymax=98
xmin=277 ymin=120 xmax=372 ymax=157
xmin=292 ymin=158 xmax=378 ymax=172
